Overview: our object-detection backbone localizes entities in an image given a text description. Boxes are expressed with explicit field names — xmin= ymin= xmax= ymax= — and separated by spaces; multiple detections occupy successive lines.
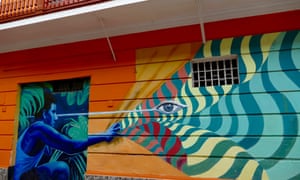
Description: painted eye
xmin=155 ymin=101 xmax=187 ymax=114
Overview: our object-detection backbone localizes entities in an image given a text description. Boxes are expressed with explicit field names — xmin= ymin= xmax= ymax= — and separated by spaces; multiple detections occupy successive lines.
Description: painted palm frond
xmin=19 ymin=85 xmax=45 ymax=134
xmin=61 ymin=116 xmax=88 ymax=140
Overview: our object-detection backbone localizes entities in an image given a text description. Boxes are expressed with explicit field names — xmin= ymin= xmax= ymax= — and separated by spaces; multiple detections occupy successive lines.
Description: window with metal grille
xmin=191 ymin=55 xmax=239 ymax=87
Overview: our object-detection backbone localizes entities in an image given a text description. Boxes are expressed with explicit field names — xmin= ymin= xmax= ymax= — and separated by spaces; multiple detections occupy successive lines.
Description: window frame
xmin=191 ymin=55 xmax=240 ymax=87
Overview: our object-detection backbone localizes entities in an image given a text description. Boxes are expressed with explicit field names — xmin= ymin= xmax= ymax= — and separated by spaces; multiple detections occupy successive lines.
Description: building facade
xmin=0 ymin=1 xmax=300 ymax=179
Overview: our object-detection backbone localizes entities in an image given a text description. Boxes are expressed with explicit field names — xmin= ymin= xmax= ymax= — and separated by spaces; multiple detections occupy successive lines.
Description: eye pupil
xmin=163 ymin=103 xmax=174 ymax=112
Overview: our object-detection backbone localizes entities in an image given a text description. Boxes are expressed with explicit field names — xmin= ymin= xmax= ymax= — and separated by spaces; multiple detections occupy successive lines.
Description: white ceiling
xmin=0 ymin=0 xmax=299 ymax=53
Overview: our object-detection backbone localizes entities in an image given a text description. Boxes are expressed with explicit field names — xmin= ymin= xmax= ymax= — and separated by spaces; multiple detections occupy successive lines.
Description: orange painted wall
xmin=0 ymin=10 xmax=299 ymax=179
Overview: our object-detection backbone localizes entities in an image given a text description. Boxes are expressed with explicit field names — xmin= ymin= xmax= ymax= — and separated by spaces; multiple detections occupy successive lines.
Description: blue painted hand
xmin=104 ymin=122 xmax=121 ymax=142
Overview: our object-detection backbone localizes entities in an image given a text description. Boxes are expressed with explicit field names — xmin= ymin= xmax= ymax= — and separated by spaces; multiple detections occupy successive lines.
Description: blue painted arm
xmin=22 ymin=122 xmax=120 ymax=155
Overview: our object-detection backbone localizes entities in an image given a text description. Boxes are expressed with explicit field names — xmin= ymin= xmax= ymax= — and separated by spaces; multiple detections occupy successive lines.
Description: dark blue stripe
xmin=238 ymin=83 xmax=264 ymax=149
xmin=211 ymin=39 xmax=221 ymax=56
xmin=231 ymin=36 xmax=243 ymax=55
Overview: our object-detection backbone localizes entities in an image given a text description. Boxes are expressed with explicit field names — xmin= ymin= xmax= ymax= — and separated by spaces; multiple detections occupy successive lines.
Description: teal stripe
xmin=291 ymin=33 xmax=300 ymax=69
xmin=279 ymin=32 xmax=300 ymax=90
xmin=238 ymin=55 xmax=248 ymax=82
xmin=206 ymin=111 xmax=222 ymax=132
xmin=207 ymin=86 xmax=226 ymax=132
xmin=183 ymin=81 xmax=201 ymax=115
xmin=129 ymin=128 xmax=144 ymax=141
xmin=171 ymin=77 xmax=183 ymax=93
xmin=161 ymin=83 xmax=172 ymax=98
xmin=183 ymin=131 xmax=218 ymax=154
xmin=238 ymin=83 xmax=263 ymax=149
xmin=211 ymin=99 xmax=238 ymax=136
xmin=252 ymin=164 xmax=264 ymax=180
xmin=152 ymin=98 xmax=160 ymax=111
xmin=231 ymin=36 xmax=243 ymax=55
xmin=199 ymin=88 xmax=213 ymax=109
xmin=249 ymin=34 xmax=263 ymax=54
xmin=164 ymin=136 xmax=177 ymax=153
xmin=123 ymin=126 xmax=136 ymax=135
xmin=143 ymin=99 xmax=154 ymax=118
xmin=280 ymin=50 xmax=298 ymax=71
xmin=249 ymin=34 xmax=263 ymax=72
xmin=289 ymin=173 xmax=300 ymax=180
xmin=198 ymin=92 xmax=299 ymax=115
xmin=258 ymin=52 xmax=298 ymax=168
xmin=280 ymin=31 xmax=299 ymax=50
xmin=184 ymin=62 xmax=192 ymax=75
xmin=211 ymin=39 xmax=221 ymax=56
xmin=251 ymin=53 xmax=263 ymax=72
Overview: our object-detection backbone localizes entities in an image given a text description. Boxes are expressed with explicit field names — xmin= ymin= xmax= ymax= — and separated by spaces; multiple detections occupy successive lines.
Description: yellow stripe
xmin=220 ymin=37 xmax=234 ymax=56
xmin=185 ymin=78 xmax=206 ymax=114
xmin=172 ymin=124 xmax=209 ymax=137
xmin=241 ymin=35 xmax=252 ymax=54
xmin=241 ymin=36 xmax=256 ymax=83
xmin=129 ymin=111 xmax=138 ymax=126
xmin=241 ymin=53 xmax=256 ymax=83
xmin=161 ymin=114 xmax=170 ymax=122
xmin=203 ymin=41 xmax=213 ymax=57
xmin=180 ymin=80 xmax=194 ymax=116
xmin=187 ymin=137 xmax=227 ymax=166
xmin=236 ymin=160 xmax=269 ymax=180
xmin=167 ymin=122 xmax=180 ymax=131
xmin=222 ymin=85 xmax=233 ymax=96
xmin=173 ymin=125 xmax=192 ymax=135
xmin=205 ymin=86 xmax=219 ymax=105
xmin=261 ymin=170 xmax=269 ymax=180
xmin=182 ymin=129 xmax=209 ymax=148
xmin=261 ymin=32 xmax=280 ymax=64
xmin=187 ymin=156 xmax=207 ymax=167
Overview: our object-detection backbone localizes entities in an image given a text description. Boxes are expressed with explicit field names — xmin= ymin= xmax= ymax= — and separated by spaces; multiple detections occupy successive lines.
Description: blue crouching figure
xmin=14 ymin=92 xmax=120 ymax=180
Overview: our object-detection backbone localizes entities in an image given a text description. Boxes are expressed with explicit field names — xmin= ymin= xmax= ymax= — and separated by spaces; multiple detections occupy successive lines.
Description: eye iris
xmin=163 ymin=103 xmax=174 ymax=112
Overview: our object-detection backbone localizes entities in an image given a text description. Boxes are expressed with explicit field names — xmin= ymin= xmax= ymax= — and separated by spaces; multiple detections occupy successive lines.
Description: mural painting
xmin=113 ymin=31 xmax=299 ymax=179
xmin=14 ymin=30 xmax=300 ymax=180
xmin=15 ymin=79 xmax=120 ymax=180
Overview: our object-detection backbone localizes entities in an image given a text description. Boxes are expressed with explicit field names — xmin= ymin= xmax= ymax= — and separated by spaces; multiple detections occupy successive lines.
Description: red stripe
xmin=167 ymin=138 xmax=182 ymax=155
xmin=147 ymin=141 xmax=164 ymax=154
xmin=142 ymin=124 xmax=150 ymax=133
xmin=165 ymin=79 xmax=178 ymax=97
xmin=152 ymin=122 xmax=161 ymax=136
xmin=177 ymin=155 xmax=187 ymax=170
xmin=156 ymin=89 xmax=165 ymax=100
xmin=205 ymin=10 xmax=300 ymax=40
xmin=127 ymin=126 xmax=140 ymax=136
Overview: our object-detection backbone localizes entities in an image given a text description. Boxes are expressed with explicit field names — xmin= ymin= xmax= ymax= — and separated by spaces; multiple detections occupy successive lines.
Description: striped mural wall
xmin=120 ymin=30 xmax=300 ymax=180
xmin=0 ymin=27 xmax=299 ymax=179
